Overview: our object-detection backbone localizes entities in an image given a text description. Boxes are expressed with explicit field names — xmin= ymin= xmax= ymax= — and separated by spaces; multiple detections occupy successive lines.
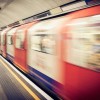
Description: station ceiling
xmin=0 ymin=0 xmax=75 ymax=27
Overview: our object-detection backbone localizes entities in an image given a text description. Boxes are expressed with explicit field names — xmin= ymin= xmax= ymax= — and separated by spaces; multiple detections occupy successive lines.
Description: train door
xmin=14 ymin=22 xmax=37 ymax=73
xmin=0 ymin=27 xmax=11 ymax=57
xmin=6 ymin=27 xmax=18 ymax=62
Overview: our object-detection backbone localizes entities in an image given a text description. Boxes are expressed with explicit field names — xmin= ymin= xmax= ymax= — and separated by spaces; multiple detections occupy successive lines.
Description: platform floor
xmin=0 ymin=56 xmax=53 ymax=100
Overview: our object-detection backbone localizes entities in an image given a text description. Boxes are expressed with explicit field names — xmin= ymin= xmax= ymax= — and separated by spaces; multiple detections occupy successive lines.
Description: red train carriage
xmin=27 ymin=17 xmax=67 ymax=98
xmin=62 ymin=5 xmax=100 ymax=100
xmin=13 ymin=22 xmax=37 ymax=73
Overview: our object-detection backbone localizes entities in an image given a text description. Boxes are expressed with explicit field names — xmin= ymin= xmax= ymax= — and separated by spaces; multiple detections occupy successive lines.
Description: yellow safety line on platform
xmin=0 ymin=59 xmax=40 ymax=100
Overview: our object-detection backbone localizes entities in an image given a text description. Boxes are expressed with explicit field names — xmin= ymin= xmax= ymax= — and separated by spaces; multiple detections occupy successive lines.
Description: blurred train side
xmin=13 ymin=22 xmax=37 ymax=73
xmin=61 ymin=5 xmax=100 ymax=100
xmin=0 ymin=27 xmax=11 ymax=57
xmin=6 ymin=27 xmax=18 ymax=62
xmin=0 ymin=5 xmax=100 ymax=100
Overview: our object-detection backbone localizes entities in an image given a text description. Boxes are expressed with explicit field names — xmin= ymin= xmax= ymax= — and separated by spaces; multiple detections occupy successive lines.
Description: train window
xmin=7 ymin=35 xmax=13 ymax=45
xmin=65 ymin=14 xmax=100 ymax=72
xmin=31 ymin=36 xmax=41 ymax=51
xmin=41 ymin=35 xmax=56 ymax=54
xmin=31 ymin=34 xmax=56 ymax=55
xmin=15 ymin=31 xmax=25 ymax=49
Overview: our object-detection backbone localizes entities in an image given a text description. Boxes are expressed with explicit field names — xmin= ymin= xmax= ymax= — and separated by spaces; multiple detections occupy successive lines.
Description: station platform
xmin=0 ymin=56 xmax=53 ymax=100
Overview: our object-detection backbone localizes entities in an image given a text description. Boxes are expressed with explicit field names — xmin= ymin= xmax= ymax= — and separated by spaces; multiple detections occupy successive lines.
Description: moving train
xmin=0 ymin=5 xmax=100 ymax=100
